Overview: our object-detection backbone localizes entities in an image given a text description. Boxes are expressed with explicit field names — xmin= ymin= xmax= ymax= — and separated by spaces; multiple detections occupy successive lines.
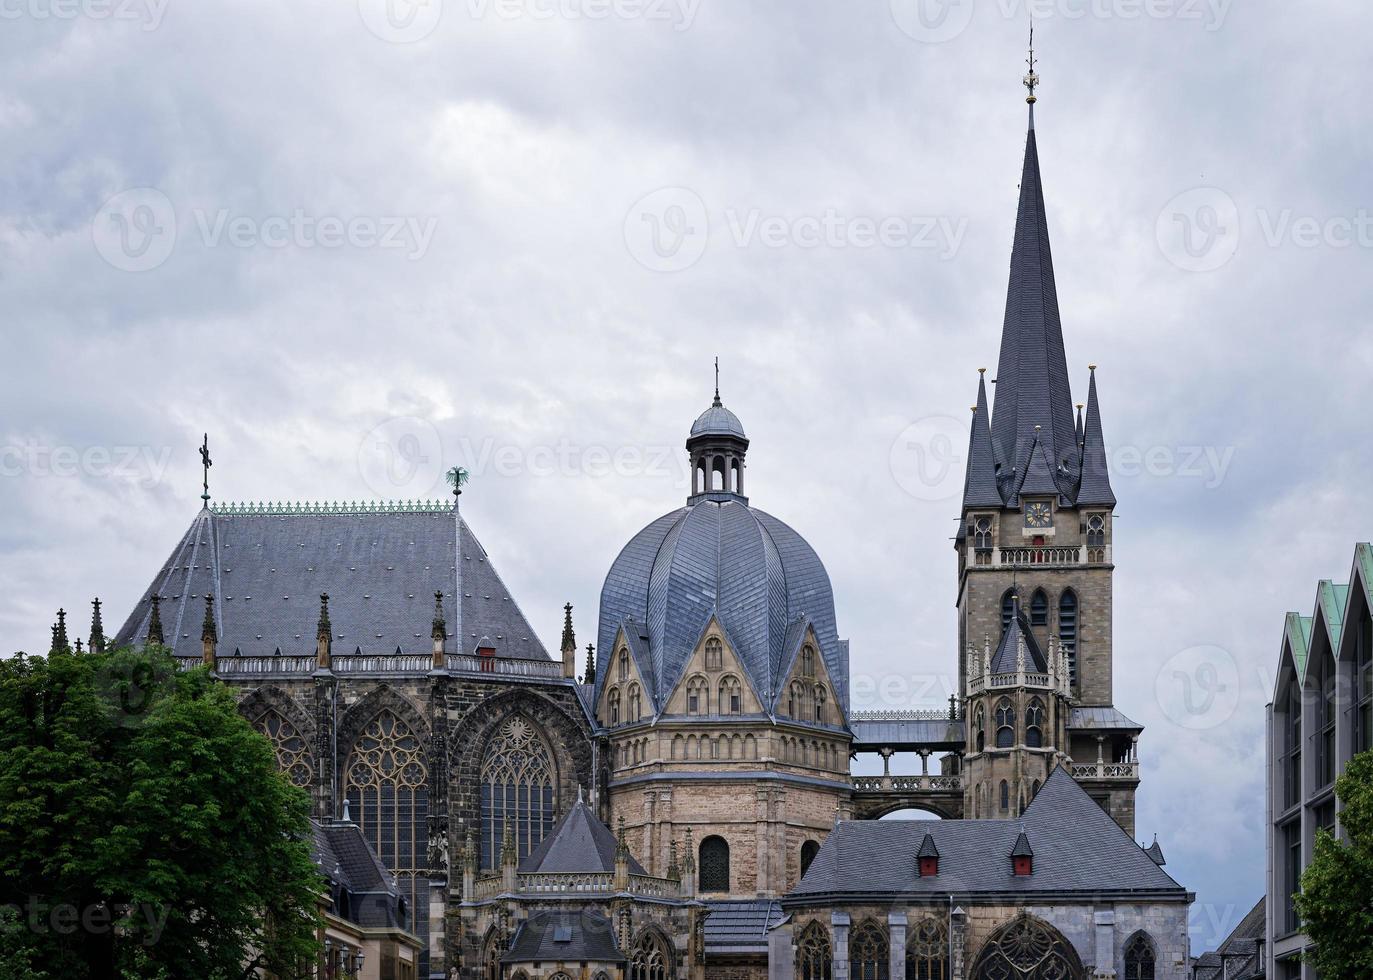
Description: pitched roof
xmin=702 ymin=900 xmax=784 ymax=955
xmin=962 ymin=373 xmax=1004 ymax=509
xmin=1010 ymin=830 xmax=1034 ymax=858
xmin=518 ymin=797 xmax=645 ymax=875
xmin=112 ymin=504 xmax=551 ymax=662
xmin=917 ymin=833 xmax=940 ymax=858
xmin=1013 ymin=432 xmax=1061 ymax=502
xmin=312 ymin=818 xmax=413 ymax=931
xmin=990 ymin=605 xmax=1048 ymax=674
xmin=1067 ymin=705 xmax=1143 ymax=732
xmin=503 ymin=910 xmax=625 ymax=965
xmin=788 ymin=766 xmax=1187 ymax=900
xmin=990 ymin=121 xmax=1078 ymax=503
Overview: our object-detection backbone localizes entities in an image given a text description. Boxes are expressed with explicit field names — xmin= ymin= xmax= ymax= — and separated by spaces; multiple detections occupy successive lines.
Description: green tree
xmin=1295 ymin=748 xmax=1373 ymax=980
xmin=0 ymin=644 xmax=323 ymax=979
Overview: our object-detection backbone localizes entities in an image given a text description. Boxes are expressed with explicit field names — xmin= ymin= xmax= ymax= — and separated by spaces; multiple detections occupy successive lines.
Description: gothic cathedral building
xmin=98 ymin=78 xmax=1189 ymax=980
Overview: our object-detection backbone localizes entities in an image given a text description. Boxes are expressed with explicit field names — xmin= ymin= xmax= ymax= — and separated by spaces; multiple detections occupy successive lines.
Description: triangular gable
xmin=519 ymin=799 xmax=645 ymax=875
xmin=1273 ymin=612 xmax=1309 ymax=704
xmin=661 ymin=613 xmax=767 ymax=717
xmin=772 ymin=619 xmax=846 ymax=727
xmin=1339 ymin=544 xmax=1373 ymax=663
xmin=598 ymin=620 xmax=655 ymax=724
xmin=1303 ymin=581 xmax=1343 ymax=685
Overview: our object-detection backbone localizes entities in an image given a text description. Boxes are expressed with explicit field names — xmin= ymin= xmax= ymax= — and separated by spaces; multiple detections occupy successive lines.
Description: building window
xmin=719 ymin=675 xmax=742 ymax=715
xmin=789 ymin=681 xmax=808 ymax=720
xmin=1001 ymin=590 xmax=1016 ymax=635
xmin=618 ymin=649 xmax=629 ymax=681
xmin=628 ymin=683 xmax=642 ymax=722
xmin=970 ymin=916 xmax=1082 ymax=980
xmin=257 ymin=709 xmax=314 ymax=787
xmin=481 ymin=929 xmax=502 ymax=980
xmin=848 ymin=920 xmax=889 ymax=980
xmin=345 ymin=710 xmax=428 ymax=972
xmin=705 ymin=637 xmax=723 ymax=670
xmin=973 ymin=515 xmax=993 ymax=551
xmin=813 ymin=685 xmax=827 ymax=723
xmin=1283 ymin=682 xmax=1301 ymax=809
xmin=608 ymin=687 xmax=621 ymax=725
xmin=1356 ymin=611 xmax=1372 ymax=755
xmin=797 ymin=921 xmax=832 ymax=980
xmin=995 ymin=697 xmax=1014 ymax=748
xmin=686 ymin=675 xmax=707 ymax=715
xmin=974 ymin=705 xmax=985 ymax=753
xmin=1282 ymin=819 xmax=1301 ymax=933
xmin=1025 ymin=698 xmax=1044 ymax=748
xmin=1315 ymin=655 xmax=1337 ymax=789
xmin=699 ymin=835 xmax=730 ymax=891
xmin=1030 ymin=589 xmax=1048 ymax=627
xmin=800 ymin=840 xmax=820 ymax=879
xmin=999 ymin=779 xmax=1010 ymax=812
xmin=906 ymin=918 xmax=948 ymax=980
xmin=1058 ymin=590 xmax=1078 ymax=689
xmin=1123 ymin=932 xmax=1155 ymax=980
xmin=801 ymin=645 xmax=816 ymax=678
xmin=479 ymin=715 xmax=555 ymax=869
xmin=629 ymin=929 xmax=672 ymax=980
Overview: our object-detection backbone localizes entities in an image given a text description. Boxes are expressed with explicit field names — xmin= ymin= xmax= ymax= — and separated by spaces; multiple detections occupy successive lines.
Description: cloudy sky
xmin=3 ymin=0 xmax=1371 ymax=953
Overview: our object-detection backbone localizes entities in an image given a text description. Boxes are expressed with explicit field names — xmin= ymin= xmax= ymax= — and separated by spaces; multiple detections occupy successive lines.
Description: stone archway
xmin=969 ymin=913 xmax=1086 ymax=980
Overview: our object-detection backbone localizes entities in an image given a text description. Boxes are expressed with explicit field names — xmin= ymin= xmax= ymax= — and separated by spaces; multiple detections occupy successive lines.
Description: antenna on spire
xmin=713 ymin=356 xmax=721 ymax=406
xmin=1023 ymin=21 xmax=1040 ymax=121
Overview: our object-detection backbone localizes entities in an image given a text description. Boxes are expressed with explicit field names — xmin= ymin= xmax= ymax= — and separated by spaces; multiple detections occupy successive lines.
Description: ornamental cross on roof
xmin=1024 ymin=24 xmax=1039 ymax=104
xmin=199 ymin=433 xmax=212 ymax=503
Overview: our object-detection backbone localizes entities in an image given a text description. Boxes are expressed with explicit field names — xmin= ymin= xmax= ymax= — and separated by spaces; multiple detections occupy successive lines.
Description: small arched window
xmin=995 ymin=697 xmax=1014 ymax=748
xmin=999 ymin=779 xmax=1010 ymax=812
xmin=801 ymin=645 xmax=816 ymax=678
xmin=789 ymin=681 xmax=807 ymax=719
xmin=686 ymin=675 xmax=707 ymax=715
xmin=627 ymin=683 xmax=641 ymax=722
xmin=704 ymin=637 xmax=723 ymax=670
xmin=1026 ymin=698 xmax=1044 ymax=748
xmin=719 ymin=675 xmax=742 ymax=715
xmin=800 ymin=839 xmax=820 ymax=879
xmin=618 ymin=649 xmax=629 ymax=681
xmin=608 ymin=687 xmax=621 ymax=725
xmin=813 ymin=685 xmax=827 ymax=724
xmin=1030 ymin=589 xmax=1048 ymax=626
xmin=699 ymin=835 xmax=730 ymax=892
xmin=974 ymin=705 xmax=985 ymax=753
xmin=1124 ymin=932 xmax=1156 ymax=980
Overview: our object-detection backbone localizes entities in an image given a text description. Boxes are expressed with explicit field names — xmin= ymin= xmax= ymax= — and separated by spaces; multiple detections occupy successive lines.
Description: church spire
xmin=962 ymin=369 xmax=1003 ymax=509
xmin=1075 ymin=365 xmax=1116 ymax=507
xmin=991 ymin=39 xmax=1077 ymax=504
xmin=89 ymin=598 xmax=106 ymax=653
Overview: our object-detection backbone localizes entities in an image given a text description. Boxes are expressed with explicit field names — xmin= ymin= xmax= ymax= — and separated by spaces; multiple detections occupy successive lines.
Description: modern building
xmin=1265 ymin=543 xmax=1373 ymax=979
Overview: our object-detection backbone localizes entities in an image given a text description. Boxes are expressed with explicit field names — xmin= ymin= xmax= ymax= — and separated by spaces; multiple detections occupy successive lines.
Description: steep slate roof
xmin=312 ymin=818 xmax=413 ymax=931
xmin=519 ymin=797 xmax=646 ymax=875
xmin=788 ymin=766 xmax=1187 ymax=901
xmin=990 ymin=607 xmax=1048 ymax=674
xmin=112 ymin=504 xmax=551 ymax=662
xmin=1075 ymin=367 xmax=1115 ymax=506
xmin=503 ymin=910 xmax=625 ymax=965
xmin=962 ymin=373 xmax=1003 ymax=509
xmin=703 ymin=900 xmax=784 ymax=955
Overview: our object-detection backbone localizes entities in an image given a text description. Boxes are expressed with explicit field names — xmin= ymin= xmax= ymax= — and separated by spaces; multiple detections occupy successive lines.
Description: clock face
xmin=1024 ymin=502 xmax=1052 ymax=528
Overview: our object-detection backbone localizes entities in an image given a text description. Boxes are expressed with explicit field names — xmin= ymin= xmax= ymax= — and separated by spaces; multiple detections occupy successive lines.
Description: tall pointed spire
xmin=962 ymin=369 xmax=1003 ymax=509
xmin=1076 ymin=365 xmax=1116 ymax=507
xmin=992 ymin=39 xmax=1076 ymax=503
xmin=584 ymin=643 xmax=596 ymax=686
xmin=55 ymin=608 xmax=69 ymax=651
xmin=89 ymin=598 xmax=106 ymax=653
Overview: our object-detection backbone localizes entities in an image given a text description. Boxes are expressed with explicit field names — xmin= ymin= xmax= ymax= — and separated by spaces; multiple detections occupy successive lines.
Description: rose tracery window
xmin=480 ymin=715 xmax=556 ymax=870
xmin=970 ymin=914 xmax=1083 ymax=980
xmin=1123 ymin=933 xmax=1155 ymax=980
xmin=907 ymin=917 xmax=948 ymax=980
xmin=258 ymin=709 xmax=313 ymax=787
xmin=849 ymin=920 xmax=889 ymax=980
xmin=629 ymin=929 xmax=672 ymax=980
xmin=797 ymin=921 xmax=831 ymax=980
xmin=345 ymin=710 xmax=428 ymax=974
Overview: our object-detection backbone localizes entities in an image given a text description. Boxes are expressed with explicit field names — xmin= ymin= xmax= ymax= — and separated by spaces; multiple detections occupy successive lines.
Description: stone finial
xmin=89 ymin=598 xmax=106 ymax=653
xmin=201 ymin=593 xmax=218 ymax=667
xmin=464 ymin=828 xmax=477 ymax=872
xmin=54 ymin=608 xmax=70 ymax=651
xmin=431 ymin=591 xmax=446 ymax=668
xmin=49 ymin=622 xmax=59 ymax=654
xmin=667 ymin=839 xmax=680 ymax=881
xmin=948 ymin=694 xmax=958 ymax=721
xmin=146 ymin=595 xmax=164 ymax=647
xmin=584 ymin=643 xmax=596 ymax=687
xmin=501 ymin=822 xmax=516 ymax=867
xmin=316 ymin=593 xmax=332 ymax=669
xmin=561 ymin=603 xmax=577 ymax=679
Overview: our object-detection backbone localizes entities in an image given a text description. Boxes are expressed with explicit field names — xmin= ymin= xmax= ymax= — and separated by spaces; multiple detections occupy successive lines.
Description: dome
xmin=690 ymin=397 xmax=747 ymax=440
xmin=596 ymin=497 xmax=845 ymax=715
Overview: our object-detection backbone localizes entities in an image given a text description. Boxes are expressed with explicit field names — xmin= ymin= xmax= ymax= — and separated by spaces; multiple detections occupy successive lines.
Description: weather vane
xmin=1024 ymin=23 xmax=1039 ymax=105
xmin=713 ymin=356 xmax=720 ymax=404
xmin=446 ymin=466 xmax=469 ymax=498
xmin=199 ymin=433 xmax=212 ymax=503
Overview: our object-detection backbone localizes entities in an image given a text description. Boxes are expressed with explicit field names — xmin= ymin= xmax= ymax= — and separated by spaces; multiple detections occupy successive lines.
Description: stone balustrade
xmin=1069 ymin=761 xmax=1139 ymax=780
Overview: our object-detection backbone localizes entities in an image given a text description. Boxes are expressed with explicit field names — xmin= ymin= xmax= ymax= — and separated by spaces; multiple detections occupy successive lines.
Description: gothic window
xmin=1123 ymin=932 xmax=1156 ymax=980
xmin=608 ymin=687 xmax=621 ymax=725
xmin=995 ymin=697 xmax=1014 ymax=748
xmin=802 ymin=645 xmax=816 ymax=678
xmin=1058 ymin=590 xmax=1078 ymax=689
xmin=813 ymin=685 xmax=827 ymax=723
xmin=619 ymin=649 xmax=629 ymax=681
xmin=719 ymin=675 xmax=742 ymax=715
xmin=797 ymin=921 xmax=832 ymax=980
xmin=699 ymin=835 xmax=730 ymax=891
xmin=705 ymin=637 xmax=723 ymax=671
xmin=969 ymin=915 xmax=1084 ymax=980
xmin=257 ymin=709 xmax=313 ymax=787
xmin=479 ymin=716 xmax=556 ymax=869
xmin=999 ymin=779 xmax=1009 ymax=812
xmin=628 ymin=683 xmax=642 ymax=722
xmin=1086 ymin=513 xmax=1106 ymax=548
xmin=1356 ymin=611 xmax=1373 ymax=754
xmin=800 ymin=840 xmax=820 ymax=878
xmin=907 ymin=917 xmax=949 ymax=980
xmin=1025 ymin=698 xmax=1044 ymax=749
xmin=1001 ymin=590 xmax=1016 ymax=635
xmin=1030 ymin=589 xmax=1048 ymax=627
xmin=687 ymin=675 xmax=707 ymax=715
xmin=789 ymin=681 xmax=808 ymax=719
xmin=973 ymin=515 xmax=993 ymax=551
xmin=849 ymin=920 xmax=889 ymax=980
xmin=345 ymin=710 xmax=428 ymax=967
xmin=974 ymin=705 xmax=986 ymax=753
xmin=630 ymin=929 xmax=673 ymax=980
xmin=480 ymin=929 xmax=502 ymax=980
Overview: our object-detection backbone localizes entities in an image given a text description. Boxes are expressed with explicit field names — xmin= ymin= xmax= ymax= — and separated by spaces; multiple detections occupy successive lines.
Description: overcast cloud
xmin=3 ymin=0 xmax=1371 ymax=953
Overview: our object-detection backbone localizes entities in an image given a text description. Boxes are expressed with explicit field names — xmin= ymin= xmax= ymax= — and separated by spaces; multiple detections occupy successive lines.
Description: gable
xmin=773 ymin=622 xmax=845 ymax=727
xmin=661 ymin=615 xmax=765 ymax=717
xmin=598 ymin=624 xmax=653 ymax=725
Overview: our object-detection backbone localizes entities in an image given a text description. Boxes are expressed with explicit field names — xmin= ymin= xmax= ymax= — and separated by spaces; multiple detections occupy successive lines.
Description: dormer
xmin=917 ymin=833 xmax=939 ymax=878
xmin=1010 ymin=831 xmax=1034 ymax=876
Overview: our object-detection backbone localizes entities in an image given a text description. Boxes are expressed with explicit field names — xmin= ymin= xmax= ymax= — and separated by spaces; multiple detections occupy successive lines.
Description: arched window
xmin=1058 ymin=590 xmax=1078 ymax=689
xmin=1031 ymin=779 xmax=1041 ymax=798
xmin=345 ymin=710 xmax=428 ymax=967
xmin=479 ymin=715 xmax=556 ymax=869
xmin=699 ymin=835 xmax=730 ymax=892
xmin=705 ymin=637 xmax=723 ymax=670
xmin=258 ymin=709 xmax=313 ymax=787
xmin=1025 ymin=698 xmax=1044 ymax=748
xmin=1124 ymin=932 xmax=1156 ymax=980
xmin=719 ymin=675 xmax=742 ymax=715
xmin=789 ymin=681 xmax=809 ymax=720
xmin=629 ymin=928 xmax=673 ymax=980
xmin=618 ymin=649 xmax=629 ymax=681
xmin=906 ymin=917 xmax=948 ymax=980
xmin=999 ymin=779 xmax=1009 ymax=812
xmin=995 ymin=697 xmax=1014 ymax=748
xmin=628 ymin=683 xmax=642 ymax=722
xmin=974 ymin=705 xmax=986 ymax=753
xmin=800 ymin=840 xmax=821 ymax=879
xmin=480 ymin=928 xmax=502 ymax=980
xmin=608 ymin=687 xmax=621 ymax=725
xmin=813 ymin=685 xmax=827 ymax=724
xmin=797 ymin=921 xmax=832 ymax=980
xmin=686 ymin=675 xmax=707 ymax=715
xmin=1001 ymin=590 xmax=1016 ymax=634
xmin=849 ymin=920 xmax=889 ymax=980
xmin=1030 ymin=589 xmax=1048 ymax=626
xmin=801 ymin=645 xmax=816 ymax=678
xmin=969 ymin=914 xmax=1084 ymax=980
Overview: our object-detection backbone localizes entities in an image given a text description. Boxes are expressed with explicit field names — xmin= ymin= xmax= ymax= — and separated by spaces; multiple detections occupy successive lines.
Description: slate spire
xmin=991 ymin=80 xmax=1077 ymax=502
xmin=962 ymin=369 xmax=1004 ymax=509
xmin=89 ymin=598 xmax=106 ymax=653
xmin=1075 ymin=365 xmax=1116 ymax=507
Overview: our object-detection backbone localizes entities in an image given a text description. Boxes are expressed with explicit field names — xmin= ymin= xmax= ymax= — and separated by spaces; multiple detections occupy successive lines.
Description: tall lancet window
xmin=258 ymin=710 xmax=313 ymax=788
xmin=479 ymin=715 xmax=556 ymax=869
xmin=345 ymin=710 xmax=428 ymax=965
xmin=1058 ymin=590 xmax=1078 ymax=689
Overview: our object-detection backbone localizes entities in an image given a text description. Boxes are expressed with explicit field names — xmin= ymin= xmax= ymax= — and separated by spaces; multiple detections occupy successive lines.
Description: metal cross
xmin=199 ymin=433 xmax=212 ymax=502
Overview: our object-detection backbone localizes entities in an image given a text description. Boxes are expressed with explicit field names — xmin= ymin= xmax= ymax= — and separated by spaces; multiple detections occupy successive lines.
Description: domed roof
xmin=689 ymin=396 xmax=747 ymax=441
xmin=596 ymin=497 xmax=845 ymax=716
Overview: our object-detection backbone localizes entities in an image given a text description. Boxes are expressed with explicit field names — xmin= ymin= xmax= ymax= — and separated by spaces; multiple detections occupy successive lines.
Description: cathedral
xmin=100 ymin=71 xmax=1192 ymax=980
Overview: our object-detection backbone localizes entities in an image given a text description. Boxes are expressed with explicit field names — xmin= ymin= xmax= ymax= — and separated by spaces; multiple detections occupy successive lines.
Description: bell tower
xmin=955 ymin=46 xmax=1140 ymax=835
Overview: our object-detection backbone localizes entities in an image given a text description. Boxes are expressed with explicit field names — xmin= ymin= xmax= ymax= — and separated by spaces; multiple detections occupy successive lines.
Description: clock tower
xmin=955 ymin=61 xmax=1141 ymax=834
